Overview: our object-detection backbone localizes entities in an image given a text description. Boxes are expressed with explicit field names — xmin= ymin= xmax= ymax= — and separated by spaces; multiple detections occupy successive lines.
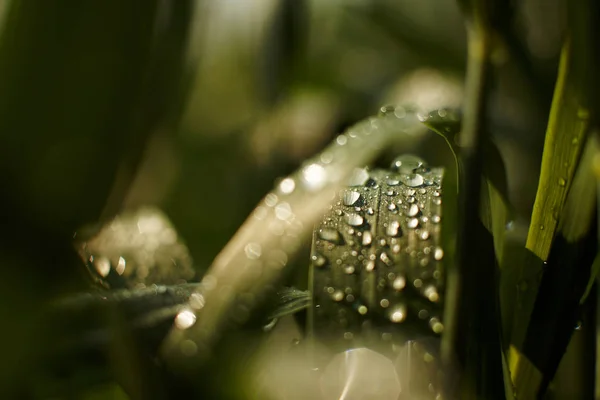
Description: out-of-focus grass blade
xmin=0 ymin=1 xmax=195 ymax=394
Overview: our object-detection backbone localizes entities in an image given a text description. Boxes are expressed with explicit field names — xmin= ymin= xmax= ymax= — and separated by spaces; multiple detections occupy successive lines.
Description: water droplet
xmin=430 ymin=318 xmax=444 ymax=333
xmin=365 ymin=260 xmax=375 ymax=271
xmin=386 ymin=221 xmax=401 ymax=237
xmin=302 ymin=163 xmax=327 ymax=191
xmin=574 ymin=320 xmax=583 ymax=331
xmin=391 ymin=154 xmax=425 ymax=173
xmin=343 ymin=190 xmax=361 ymax=206
xmin=244 ymin=242 xmax=262 ymax=260
xmin=539 ymin=224 xmax=545 ymax=231
xmin=366 ymin=207 xmax=375 ymax=215
xmin=312 ymin=253 xmax=327 ymax=267
xmin=558 ymin=178 xmax=566 ymax=187
xmin=358 ymin=305 xmax=368 ymax=315
xmin=392 ymin=276 xmax=406 ymax=291
xmin=336 ymin=135 xmax=348 ymax=145
xmin=407 ymin=203 xmax=420 ymax=217
xmin=419 ymin=230 xmax=430 ymax=240
xmin=94 ymin=256 xmax=111 ymax=277
xmin=385 ymin=190 xmax=396 ymax=196
xmin=394 ymin=106 xmax=407 ymax=119
xmin=431 ymin=215 xmax=441 ymax=224
xmin=275 ymin=202 xmax=293 ymax=221
xmin=414 ymin=279 xmax=423 ymax=288
xmin=434 ymin=247 xmax=444 ymax=261
xmin=332 ymin=290 xmax=344 ymax=302
xmin=388 ymin=203 xmax=397 ymax=212
xmin=265 ymin=193 xmax=278 ymax=207
xmin=175 ymin=309 xmax=197 ymax=329
xmin=379 ymin=104 xmax=396 ymax=115
xmin=402 ymin=173 xmax=424 ymax=187
xmin=418 ymin=310 xmax=429 ymax=319
xmin=389 ymin=304 xmax=407 ymax=323
xmin=380 ymin=251 xmax=393 ymax=266
xmin=344 ymin=265 xmax=355 ymax=274
xmin=115 ymin=257 xmax=126 ymax=275
xmin=319 ymin=228 xmax=343 ymax=244
xmin=343 ymin=332 xmax=354 ymax=340
xmin=424 ymin=285 xmax=439 ymax=302
xmin=387 ymin=178 xmax=400 ymax=186
xmin=380 ymin=299 xmax=390 ymax=308
xmin=345 ymin=213 xmax=364 ymax=227
xmin=408 ymin=218 xmax=419 ymax=229
xmin=362 ymin=231 xmax=373 ymax=246
xmin=348 ymin=168 xmax=370 ymax=186
xmin=279 ymin=177 xmax=296 ymax=194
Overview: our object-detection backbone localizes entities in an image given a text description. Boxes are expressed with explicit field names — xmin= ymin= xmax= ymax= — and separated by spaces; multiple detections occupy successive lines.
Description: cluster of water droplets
xmin=311 ymin=154 xmax=445 ymax=352
xmin=163 ymin=107 xmax=430 ymax=362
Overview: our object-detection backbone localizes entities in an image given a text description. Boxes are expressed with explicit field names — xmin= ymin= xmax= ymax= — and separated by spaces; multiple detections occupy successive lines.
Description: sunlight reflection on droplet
xmin=115 ymin=256 xmax=126 ymax=275
xmin=190 ymin=293 xmax=206 ymax=310
xmin=94 ymin=256 xmax=111 ymax=277
xmin=175 ymin=309 xmax=197 ymax=329
xmin=279 ymin=177 xmax=296 ymax=194
xmin=275 ymin=202 xmax=293 ymax=221
xmin=302 ymin=163 xmax=327 ymax=191
xmin=244 ymin=242 xmax=262 ymax=260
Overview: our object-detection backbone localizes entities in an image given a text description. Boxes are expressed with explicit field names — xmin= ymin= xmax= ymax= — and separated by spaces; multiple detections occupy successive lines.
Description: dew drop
xmin=403 ymin=173 xmax=425 ymax=187
xmin=275 ymin=202 xmax=293 ymax=221
xmin=302 ymin=164 xmax=327 ymax=191
xmin=424 ymin=285 xmax=439 ymax=302
xmin=389 ymin=304 xmax=407 ymax=323
xmin=312 ymin=253 xmax=327 ymax=267
xmin=408 ymin=218 xmax=419 ymax=229
xmin=388 ymin=203 xmax=397 ymax=212
xmin=392 ymin=276 xmax=406 ymax=291
xmin=387 ymin=178 xmax=400 ymax=186
xmin=366 ymin=207 xmax=375 ymax=215
xmin=336 ymin=135 xmax=348 ymax=145
xmin=175 ymin=309 xmax=197 ymax=330
xmin=558 ymin=178 xmax=566 ymax=187
xmin=433 ymin=247 xmax=444 ymax=261
xmin=380 ymin=299 xmax=390 ymax=308
xmin=380 ymin=251 xmax=394 ymax=266
xmin=407 ymin=203 xmax=420 ymax=217
xmin=430 ymin=318 xmax=444 ymax=334
xmin=345 ymin=213 xmax=364 ymax=227
xmin=343 ymin=190 xmax=361 ymax=206
xmin=362 ymin=231 xmax=373 ymax=246
xmin=279 ymin=177 xmax=296 ymax=194
xmin=343 ymin=265 xmax=355 ymax=275
xmin=319 ymin=228 xmax=343 ymax=244
xmin=386 ymin=221 xmax=401 ymax=237
xmin=358 ymin=305 xmax=368 ymax=315
xmin=365 ymin=260 xmax=376 ymax=271
xmin=391 ymin=154 xmax=425 ymax=174
xmin=331 ymin=290 xmax=344 ymax=302
xmin=244 ymin=242 xmax=262 ymax=260
xmin=348 ymin=168 xmax=370 ymax=187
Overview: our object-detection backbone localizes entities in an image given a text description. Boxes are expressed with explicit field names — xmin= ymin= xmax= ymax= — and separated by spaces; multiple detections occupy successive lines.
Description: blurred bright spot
xmin=301 ymin=163 xmax=327 ymax=191
xmin=175 ymin=309 xmax=197 ymax=330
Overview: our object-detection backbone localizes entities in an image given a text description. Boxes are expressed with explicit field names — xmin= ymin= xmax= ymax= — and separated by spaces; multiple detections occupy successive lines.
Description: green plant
xmin=2 ymin=0 xmax=600 ymax=399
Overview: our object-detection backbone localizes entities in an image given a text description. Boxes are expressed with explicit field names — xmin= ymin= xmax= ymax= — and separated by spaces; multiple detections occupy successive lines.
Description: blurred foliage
xmin=1 ymin=0 xmax=599 ymax=399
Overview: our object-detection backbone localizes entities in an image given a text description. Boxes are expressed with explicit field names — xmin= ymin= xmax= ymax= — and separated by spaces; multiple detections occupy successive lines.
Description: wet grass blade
xmin=508 ymin=39 xmax=592 ymax=398
xmin=160 ymin=112 xmax=430 ymax=369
